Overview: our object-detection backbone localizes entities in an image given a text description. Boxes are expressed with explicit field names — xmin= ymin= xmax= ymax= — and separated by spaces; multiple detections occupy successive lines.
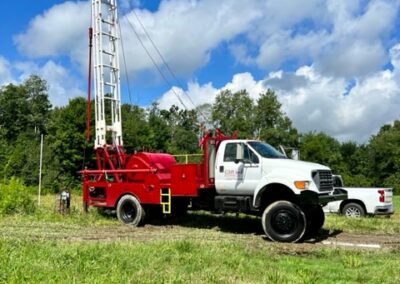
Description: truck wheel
xmin=262 ymin=201 xmax=306 ymax=243
xmin=116 ymin=195 xmax=146 ymax=226
xmin=304 ymin=205 xmax=325 ymax=236
xmin=342 ymin=202 xmax=365 ymax=218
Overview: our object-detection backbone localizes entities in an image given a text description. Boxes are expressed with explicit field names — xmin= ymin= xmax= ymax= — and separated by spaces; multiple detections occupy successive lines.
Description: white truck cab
xmin=209 ymin=140 xmax=347 ymax=242
xmin=215 ymin=140 xmax=334 ymax=202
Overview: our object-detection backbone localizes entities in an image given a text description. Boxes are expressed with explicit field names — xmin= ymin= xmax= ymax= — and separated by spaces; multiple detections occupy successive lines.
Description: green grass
xmin=1 ymin=239 xmax=400 ymax=283
xmin=0 ymin=194 xmax=399 ymax=283
xmin=324 ymin=196 xmax=400 ymax=234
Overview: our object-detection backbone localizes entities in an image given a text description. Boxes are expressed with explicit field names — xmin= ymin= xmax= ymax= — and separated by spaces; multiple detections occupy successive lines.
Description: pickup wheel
xmin=304 ymin=205 xmax=325 ymax=236
xmin=116 ymin=195 xmax=146 ymax=226
xmin=262 ymin=201 xmax=306 ymax=243
xmin=342 ymin=202 xmax=365 ymax=218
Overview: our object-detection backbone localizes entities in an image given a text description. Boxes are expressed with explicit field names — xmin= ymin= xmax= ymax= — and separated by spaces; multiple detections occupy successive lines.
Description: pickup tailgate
xmin=382 ymin=188 xmax=393 ymax=204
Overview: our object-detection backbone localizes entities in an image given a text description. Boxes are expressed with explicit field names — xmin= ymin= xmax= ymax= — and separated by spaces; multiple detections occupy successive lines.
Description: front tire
xmin=116 ymin=195 xmax=146 ymax=226
xmin=262 ymin=201 xmax=306 ymax=243
xmin=342 ymin=202 xmax=365 ymax=218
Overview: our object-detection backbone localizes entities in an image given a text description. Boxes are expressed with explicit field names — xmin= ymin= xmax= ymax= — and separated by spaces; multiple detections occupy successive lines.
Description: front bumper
xmin=299 ymin=188 xmax=348 ymax=205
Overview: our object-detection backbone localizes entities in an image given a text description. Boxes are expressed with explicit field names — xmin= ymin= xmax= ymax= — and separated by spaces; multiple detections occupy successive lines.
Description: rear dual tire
xmin=116 ymin=195 xmax=146 ymax=226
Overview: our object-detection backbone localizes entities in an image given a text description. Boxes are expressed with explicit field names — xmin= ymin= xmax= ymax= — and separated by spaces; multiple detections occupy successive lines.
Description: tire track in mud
xmin=1 ymin=221 xmax=399 ymax=251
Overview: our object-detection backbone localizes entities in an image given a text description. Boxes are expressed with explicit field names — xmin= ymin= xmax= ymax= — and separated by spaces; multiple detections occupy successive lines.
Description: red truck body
xmin=81 ymin=130 xmax=236 ymax=210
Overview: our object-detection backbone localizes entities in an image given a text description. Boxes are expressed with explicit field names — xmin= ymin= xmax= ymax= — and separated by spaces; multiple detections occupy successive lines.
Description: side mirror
xmin=291 ymin=149 xmax=299 ymax=160
xmin=235 ymin=143 xmax=244 ymax=163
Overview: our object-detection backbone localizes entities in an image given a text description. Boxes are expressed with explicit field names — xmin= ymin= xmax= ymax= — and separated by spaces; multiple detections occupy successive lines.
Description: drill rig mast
xmin=92 ymin=0 xmax=123 ymax=149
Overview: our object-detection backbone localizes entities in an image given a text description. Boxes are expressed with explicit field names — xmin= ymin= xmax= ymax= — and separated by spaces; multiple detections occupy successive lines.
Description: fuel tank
xmin=125 ymin=152 xmax=176 ymax=183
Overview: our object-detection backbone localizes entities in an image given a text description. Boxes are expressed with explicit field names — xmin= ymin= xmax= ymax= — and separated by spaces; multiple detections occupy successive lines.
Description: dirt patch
xmin=2 ymin=220 xmax=399 ymax=253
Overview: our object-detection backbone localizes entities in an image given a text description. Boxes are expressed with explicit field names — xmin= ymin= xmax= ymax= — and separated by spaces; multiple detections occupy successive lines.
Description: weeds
xmin=0 ymin=178 xmax=35 ymax=215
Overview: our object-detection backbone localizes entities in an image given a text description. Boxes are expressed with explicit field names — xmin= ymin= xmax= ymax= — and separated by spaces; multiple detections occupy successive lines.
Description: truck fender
xmin=253 ymin=176 xmax=302 ymax=208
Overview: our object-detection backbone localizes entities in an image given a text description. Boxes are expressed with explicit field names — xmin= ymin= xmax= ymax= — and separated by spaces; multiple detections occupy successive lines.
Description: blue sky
xmin=1 ymin=0 xmax=400 ymax=143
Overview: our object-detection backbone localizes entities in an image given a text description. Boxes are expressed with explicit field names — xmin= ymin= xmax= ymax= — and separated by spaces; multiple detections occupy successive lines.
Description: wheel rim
xmin=271 ymin=209 xmax=297 ymax=234
xmin=345 ymin=207 xmax=361 ymax=217
xmin=121 ymin=201 xmax=137 ymax=223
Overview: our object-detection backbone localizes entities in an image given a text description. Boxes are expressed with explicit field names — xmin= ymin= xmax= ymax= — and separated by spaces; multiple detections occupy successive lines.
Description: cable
xmin=131 ymin=10 xmax=208 ymax=122
xmin=118 ymin=20 xmax=134 ymax=106
xmin=124 ymin=15 xmax=190 ymax=110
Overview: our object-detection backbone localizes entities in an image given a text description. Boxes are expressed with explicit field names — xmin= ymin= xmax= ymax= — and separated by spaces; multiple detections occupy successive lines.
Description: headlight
xmin=294 ymin=180 xmax=310 ymax=190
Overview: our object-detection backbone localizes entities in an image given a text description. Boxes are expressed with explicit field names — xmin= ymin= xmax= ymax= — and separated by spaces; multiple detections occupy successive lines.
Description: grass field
xmin=0 ymin=194 xmax=399 ymax=283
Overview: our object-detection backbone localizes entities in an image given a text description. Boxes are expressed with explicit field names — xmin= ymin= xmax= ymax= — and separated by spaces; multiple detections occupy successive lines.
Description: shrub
xmin=0 ymin=177 xmax=36 ymax=215
xmin=384 ymin=173 xmax=400 ymax=195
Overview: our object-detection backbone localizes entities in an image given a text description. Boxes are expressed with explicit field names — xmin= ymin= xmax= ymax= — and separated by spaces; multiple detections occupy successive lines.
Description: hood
xmin=262 ymin=158 xmax=331 ymax=173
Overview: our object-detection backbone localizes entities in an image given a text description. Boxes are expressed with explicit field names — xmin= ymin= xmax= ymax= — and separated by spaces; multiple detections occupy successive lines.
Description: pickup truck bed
xmin=323 ymin=187 xmax=394 ymax=217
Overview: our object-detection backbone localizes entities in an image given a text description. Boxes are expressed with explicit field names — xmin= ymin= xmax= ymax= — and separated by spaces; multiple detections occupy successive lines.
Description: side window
xmin=244 ymin=145 xmax=259 ymax=164
xmin=223 ymin=143 xmax=237 ymax=162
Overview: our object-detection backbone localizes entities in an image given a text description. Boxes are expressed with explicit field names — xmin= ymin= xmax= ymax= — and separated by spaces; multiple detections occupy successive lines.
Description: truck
xmin=323 ymin=175 xmax=394 ymax=217
xmin=81 ymin=0 xmax=347 ymax=243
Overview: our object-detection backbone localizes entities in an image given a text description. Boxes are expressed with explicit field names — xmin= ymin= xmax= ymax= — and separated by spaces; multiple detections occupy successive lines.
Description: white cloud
xmin=15 ymin=0 xmax=262 ymax=77
xmin=14 ymin=1 xmax=90 ymax=69
xmin=0 ymin=57 xmax=13 ymax=85
xmin=158 ymin=81 xmax=217 ymax=110
xmin=243 ymin=0 xmax=400 ymax=78
xmin=119 ymin=0 xmax=262 ymax=76
xmin=159 ymin=43 xmax=400 ymax=143
xmin=15 ymin=60 xmax=85 ymax=107
xmin=14 ymin=0 xmax=399 ymax=80
xmin=267 ymin=44 xmax=400 ymax=142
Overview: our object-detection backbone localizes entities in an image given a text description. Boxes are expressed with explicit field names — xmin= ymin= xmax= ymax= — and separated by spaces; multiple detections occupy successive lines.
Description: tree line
xmin=0 ymin=75 xmax=399 ymax=194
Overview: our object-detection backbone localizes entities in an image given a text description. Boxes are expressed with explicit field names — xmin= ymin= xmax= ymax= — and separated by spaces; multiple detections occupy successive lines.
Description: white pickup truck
xmin=323 ymin=175 xmax=394 ymax=217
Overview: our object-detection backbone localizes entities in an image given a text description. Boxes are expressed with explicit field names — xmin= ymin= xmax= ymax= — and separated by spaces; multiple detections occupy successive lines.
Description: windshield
xmin=248 ymin=141 xmax=287 ymax=159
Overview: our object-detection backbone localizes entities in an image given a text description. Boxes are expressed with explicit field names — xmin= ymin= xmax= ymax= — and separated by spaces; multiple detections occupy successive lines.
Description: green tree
xmin=121 ymin=104 xmax=151 ymax=152
xmin=255 ymin=90 xmax=299 ymax=147
xmin=0 ymin=76 xmax=51 ymax=142
xmin=211 ymin=89 xmax=254 ymax=138
xmin=23 ymin=75 xmax=52 ymax=134
xmin=2 ymin=134 xmax=41 ymax=185
xmin=147 ymin=102 xmax=171 ymax=151
xmin=0 ymin=76 xmax=51 ymax=186
xmin=161 ymin=105 xmax=199 ymax=154
xmin=300 ymin=132 xmax=345 ymax=173
xmin=0 ymin=84 xmax=30 ymax=141
xmin=366 ymin=120 xmax=400 ymax=193
xmin=47 ymin=97 xmax=88 ymax=186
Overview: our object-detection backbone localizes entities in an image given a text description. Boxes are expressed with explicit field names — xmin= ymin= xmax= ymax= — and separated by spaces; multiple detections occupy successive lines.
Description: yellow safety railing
xmin=173 ymin=154 xmax=203 ymax=164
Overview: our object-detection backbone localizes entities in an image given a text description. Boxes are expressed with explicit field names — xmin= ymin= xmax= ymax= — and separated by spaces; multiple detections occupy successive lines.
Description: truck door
xmin=215 ymin=142 xmax=262 ymax=195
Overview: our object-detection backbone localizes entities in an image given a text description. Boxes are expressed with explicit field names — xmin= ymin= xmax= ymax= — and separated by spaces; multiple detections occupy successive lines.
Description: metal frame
xmin=92 ymin=0 xmax=123 ymax=149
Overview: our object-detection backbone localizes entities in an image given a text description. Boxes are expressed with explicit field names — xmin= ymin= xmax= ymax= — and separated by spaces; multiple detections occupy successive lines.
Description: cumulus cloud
xmin=119 ymin=0 xmax=262 ymax=75
xmin=14 ymin=1 xmax=90 ymax=69
xmin=14 ymin=0 xmax=400 ymax=80
xmin=15 ymin=0 xmax=262 ymax=77
xmin=159 ymin=43 xmax=400 ymax=143
xmin=0 ymin=57 xmax=14 ymax=85
xmin=267 ymin=44 xmax=400 ymax=142
xmin=244 ymin=0 xmax=400 ymax=78
xmin=14 ymin=60 xmax=85 ymax=107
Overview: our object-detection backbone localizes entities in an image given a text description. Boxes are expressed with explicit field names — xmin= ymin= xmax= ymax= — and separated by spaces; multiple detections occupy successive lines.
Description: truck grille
xmin=312 ymin=170 xmax=333 ymax=192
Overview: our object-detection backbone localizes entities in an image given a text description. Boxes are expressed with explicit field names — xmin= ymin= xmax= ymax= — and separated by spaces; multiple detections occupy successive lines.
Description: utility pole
xmin=38 ymin=134 xmax=43 ymax=206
